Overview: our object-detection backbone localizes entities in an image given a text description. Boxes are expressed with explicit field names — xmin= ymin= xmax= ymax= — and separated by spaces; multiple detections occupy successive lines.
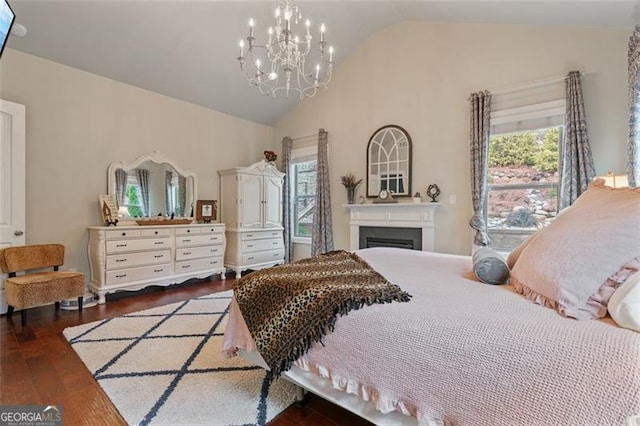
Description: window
xmin=486 ymin=100 xmax=564 ymax=251
xmin=291 ymin=149 xmax=317 ymax=241
xmin=124 ymin=174 xmax=144 ymax=217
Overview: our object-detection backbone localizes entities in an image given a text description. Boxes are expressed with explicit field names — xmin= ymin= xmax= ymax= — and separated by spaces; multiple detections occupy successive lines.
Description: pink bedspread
xmin=223 ymin=247 xmax=640 ymax=425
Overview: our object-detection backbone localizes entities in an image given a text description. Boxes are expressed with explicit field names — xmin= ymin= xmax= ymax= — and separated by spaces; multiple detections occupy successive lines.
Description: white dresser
xmin=219 ymin=161 xmax=285 ymax=278
xmin=88 ymin=223 xmax=226 ymax=303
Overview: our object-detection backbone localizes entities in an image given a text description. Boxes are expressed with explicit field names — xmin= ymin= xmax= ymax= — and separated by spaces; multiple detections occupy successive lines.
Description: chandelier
xmin=237 ymin=0 xmax=334 ymax=99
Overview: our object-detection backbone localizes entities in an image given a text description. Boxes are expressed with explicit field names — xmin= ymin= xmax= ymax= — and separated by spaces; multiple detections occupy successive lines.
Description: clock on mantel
xmin=373 ymin=189 xmax=398 ymax=204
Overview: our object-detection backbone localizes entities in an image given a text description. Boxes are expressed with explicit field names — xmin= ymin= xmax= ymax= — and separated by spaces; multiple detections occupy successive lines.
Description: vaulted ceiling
xmin=6 ymin=1 xmax=637 ymax=126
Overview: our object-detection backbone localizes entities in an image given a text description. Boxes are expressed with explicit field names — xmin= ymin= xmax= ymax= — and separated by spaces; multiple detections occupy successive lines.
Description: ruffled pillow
xmin=510 ymin=179 xmax=640 ymax=320
xmin=506 ymin=234 xmax=536 ymax=269
xmin=608 ymin=271 xmax=640 ymax=332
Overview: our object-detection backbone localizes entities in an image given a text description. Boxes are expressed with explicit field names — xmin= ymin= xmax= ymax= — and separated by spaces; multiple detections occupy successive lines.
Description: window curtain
xmin=560 ymin=71 xmax=595 ymax=209
xmin=469 ymin=91 xmax=492 ymax=246
xmin=136 ymin=168 xmax=150 ymax=217
xmin=628 ymin=26 xmax=640 ymax=187
xmin=115 ymin=169 xmax=127 ymax=208
xmin=282 ymin=137 xmax=294 ymax=263
xmin=178 ymin=175 xmax=186 ymax=217
xmin=311 ymin=129 xmax=334 ymax=256
xmin=165 ymin=170 xmax=173 ymax=215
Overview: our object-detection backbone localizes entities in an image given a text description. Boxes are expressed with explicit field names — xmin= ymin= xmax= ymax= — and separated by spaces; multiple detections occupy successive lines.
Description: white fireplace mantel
xmin=345 ymin=202 xmax=441 ymax=252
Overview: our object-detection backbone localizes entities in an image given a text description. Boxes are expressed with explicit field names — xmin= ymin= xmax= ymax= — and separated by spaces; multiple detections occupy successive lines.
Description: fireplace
xmin=345 ymin=203 xmax=440 ymax=252
xmin=359 ymin=226 xmax=422 ymax=250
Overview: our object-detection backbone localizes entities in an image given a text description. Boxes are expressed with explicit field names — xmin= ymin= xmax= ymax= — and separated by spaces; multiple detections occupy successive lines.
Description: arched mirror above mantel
xmin=366 ymin=125 xmax=412 ymax=198
xmin=107 ymin=151 xmax=197 ymax=218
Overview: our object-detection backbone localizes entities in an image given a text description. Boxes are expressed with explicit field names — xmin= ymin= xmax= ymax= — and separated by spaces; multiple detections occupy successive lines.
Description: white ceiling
xmin=5 ymin=0 xmax=638 ymax=126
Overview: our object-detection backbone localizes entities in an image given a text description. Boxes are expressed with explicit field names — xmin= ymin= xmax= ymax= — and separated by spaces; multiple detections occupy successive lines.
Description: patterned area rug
xmin=63 ymin=290 xmax=297 ymax=425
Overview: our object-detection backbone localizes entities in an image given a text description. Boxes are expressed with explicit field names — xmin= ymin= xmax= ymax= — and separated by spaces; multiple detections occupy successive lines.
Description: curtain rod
xmin=490 ymin=74 xmax=573 ymax=97
xmin=291 ymin=133 xmax=317 ymax=141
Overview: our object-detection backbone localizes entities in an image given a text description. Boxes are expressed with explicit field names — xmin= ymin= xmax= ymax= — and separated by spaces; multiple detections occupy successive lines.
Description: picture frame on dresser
xmin=196 ymin=200 xmax=217 ymax=223
xmin=98 ymin=194 xmax=119 ymax=226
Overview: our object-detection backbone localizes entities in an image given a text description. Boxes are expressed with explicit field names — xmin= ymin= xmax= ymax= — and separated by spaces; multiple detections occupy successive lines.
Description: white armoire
xmin=219 ymin=161 xmax=285 ymax=277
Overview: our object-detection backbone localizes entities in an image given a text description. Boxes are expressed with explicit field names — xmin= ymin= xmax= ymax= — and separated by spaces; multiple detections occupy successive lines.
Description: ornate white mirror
xmin=107 ymin=151 xmax=197 ymax=218
xmin=366 ymin=125 xmax=412 ymax=197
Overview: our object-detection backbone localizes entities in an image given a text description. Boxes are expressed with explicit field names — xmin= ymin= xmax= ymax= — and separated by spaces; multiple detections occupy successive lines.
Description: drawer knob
xmin=183 ymin=252 xmax=191 ymax=255
xmin=154 ymin=242 xmax=163 ymax=245
xmin=122 ymin=232 xmax=126 ymax=236
xmin=182 ymin=265 xmax=190 ymax=268
xmin=187 ymin=230 xmax=191 ymax=233
xmin=273 ymin=253 xmax=279 ymax=257
xmin=273 ymin=242 xmax=278 ymax=245
xmin=154 ymin=231 xmax=158 ymax=235
xmin=154 ymin=255 xmax=163 ymax=258
xmin=247 ymin=244 xmax=254 ymax=248
xmin=116 ymin=259 xmax=126 ymax=262
xmin=116 ymin=244 xmax=127 ymax=248
xmin=115 ymin=274 xmax=127 ymax=278
xmin=247 ymin=234 xmax=253 ymax=238
xmin=154 ymin=269 xmax=163 ymax=273
xmin=248 ymin=257 xmax=254 ymax=260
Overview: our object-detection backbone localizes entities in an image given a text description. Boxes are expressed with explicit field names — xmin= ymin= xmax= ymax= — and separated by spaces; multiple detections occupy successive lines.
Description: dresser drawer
xmin=175 ymin=245 xmax=223 ymax=261
xmin=242 ymin=248 xmax=284 ymax=265
xmin=106 ymin=238 xmax=170 ymax=253
xmin=106 ymin=249 xmax=171 ymax=269
xmin=140 ymin=228 xmax=172 ymax=237
xmin=175 ymin=226 xmax=203 ymax=236
xmin=241 ymin=230 xmax=282 ymax=241
xmin=242 ymin=238 xmax=283 ymax=253
xmin=175 ymin=257 xmax=223 ymax=274
xmin=106 ymin=229 xmax=141 ymax=239
xmin=200 ymin=226 xmax=224 ymax=234
xmin=106 ymin=263 xmax=171 ymax=285
xmin=175 ymin=233 xmax=224 ymax=247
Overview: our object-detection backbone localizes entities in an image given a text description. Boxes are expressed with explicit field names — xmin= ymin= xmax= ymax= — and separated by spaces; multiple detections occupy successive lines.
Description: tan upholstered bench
xmin=0 ymin=244 xmax=85 ymax=326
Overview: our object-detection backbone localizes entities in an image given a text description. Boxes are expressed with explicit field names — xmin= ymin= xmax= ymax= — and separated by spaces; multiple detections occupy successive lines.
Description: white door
xmin=263 ymin=176 xmax=283 ymax=229
xmin=240 ymin=174 xmax=263 ymax=229
xmin=0 ymin=100 xmax=26 ymax=314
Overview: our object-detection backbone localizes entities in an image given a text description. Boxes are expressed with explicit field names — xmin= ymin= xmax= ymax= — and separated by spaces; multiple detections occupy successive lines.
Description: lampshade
xmin=597 ymin=171 xmax=629 ymax=188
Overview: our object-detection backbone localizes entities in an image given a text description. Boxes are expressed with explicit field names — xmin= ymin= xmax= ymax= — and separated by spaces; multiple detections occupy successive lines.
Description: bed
xmin=222 ymin=181 xmax=640 ymax=425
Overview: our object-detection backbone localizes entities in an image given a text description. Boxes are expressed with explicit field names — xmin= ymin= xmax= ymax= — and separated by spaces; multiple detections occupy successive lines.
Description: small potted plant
xmin=263 ymin=150 xmax=278 ymax=163
xmin=340 ymin=173 xmax=363 ymax=204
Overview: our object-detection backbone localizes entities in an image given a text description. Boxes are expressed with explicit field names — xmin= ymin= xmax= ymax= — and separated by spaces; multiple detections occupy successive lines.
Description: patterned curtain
xmin=178 ymin=175 xmax=186 ymax=217
xmin=136 ymin=168 xmax=150 ymax=216
xmin=165 ymin=170 xmax=172 ymax=215
xmin=469 ymin=91 xmax=492 ymax=246
xmin=311 ymin=129 xmax=334 ymax=256
xmin=282 ymin=137 xmax=294 ymax=263
xmin=560 ymin=71 xmax=595 ymax=209
xmin=628 ymin=26 xmax=640 ymax=187
xmin=115 ymin=168 xmax=127 ymax=208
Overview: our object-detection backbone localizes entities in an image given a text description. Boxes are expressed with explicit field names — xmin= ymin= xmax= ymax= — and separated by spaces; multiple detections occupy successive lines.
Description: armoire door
xmin=263 ymin=176 xmax=283 ymax=229
xmin=240 ymin=174 xmax=263 ymax=229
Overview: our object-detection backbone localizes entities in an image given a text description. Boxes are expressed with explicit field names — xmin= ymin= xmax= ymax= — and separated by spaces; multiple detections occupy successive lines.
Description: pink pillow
xmin=510 ymin=179 xmax=640 ymax=319
xmin=506 ymin=233 xmax=536 ymax=269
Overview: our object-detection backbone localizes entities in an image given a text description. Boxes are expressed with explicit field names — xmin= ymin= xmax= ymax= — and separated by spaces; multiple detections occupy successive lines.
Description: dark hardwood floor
xmin=0 ymin=275 xmax=372 ymax=425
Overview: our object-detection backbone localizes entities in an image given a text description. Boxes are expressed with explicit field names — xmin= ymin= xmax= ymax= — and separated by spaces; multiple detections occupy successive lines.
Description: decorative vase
xmin=347 ymin=187 xmax=356 ymax=204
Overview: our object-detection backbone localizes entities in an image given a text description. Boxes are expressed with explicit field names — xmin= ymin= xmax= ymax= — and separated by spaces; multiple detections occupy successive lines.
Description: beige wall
xmin=0 ymin=49 xmax=273 ymax=279
xmin=273 ymin=21 xmax=629 ymax=257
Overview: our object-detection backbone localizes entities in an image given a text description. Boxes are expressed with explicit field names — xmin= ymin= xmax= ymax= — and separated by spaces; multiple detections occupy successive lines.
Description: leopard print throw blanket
xmin=234 ymin=250 xmax=412 ymax=380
